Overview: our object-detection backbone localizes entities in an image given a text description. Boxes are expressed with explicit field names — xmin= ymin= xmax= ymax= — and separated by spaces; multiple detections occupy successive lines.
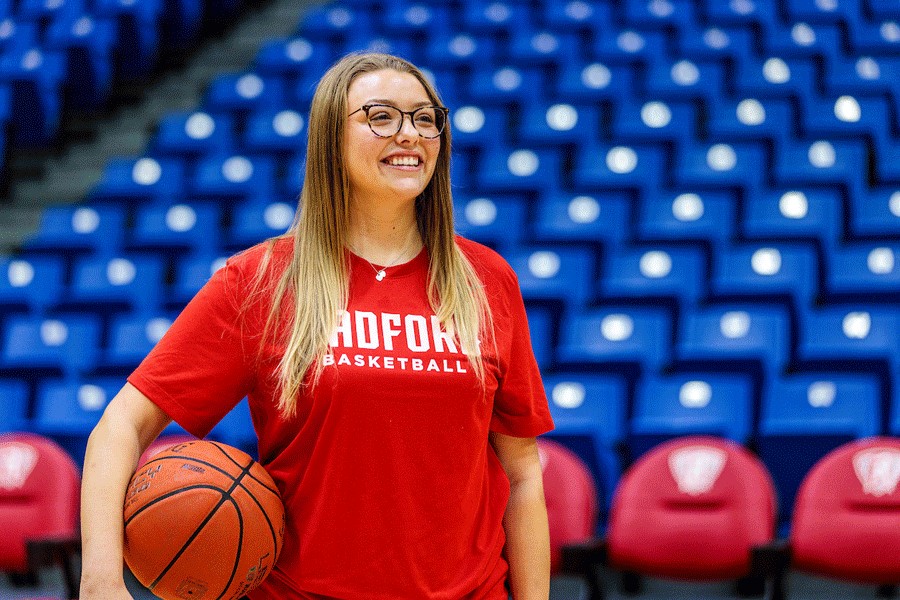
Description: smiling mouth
xmin=384 ymin=156 xmax=421 ymax=167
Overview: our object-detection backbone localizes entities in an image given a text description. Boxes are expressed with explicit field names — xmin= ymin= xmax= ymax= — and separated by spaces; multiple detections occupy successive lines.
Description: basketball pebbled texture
xmin=123 ymin=440 xmax=285 ymax=600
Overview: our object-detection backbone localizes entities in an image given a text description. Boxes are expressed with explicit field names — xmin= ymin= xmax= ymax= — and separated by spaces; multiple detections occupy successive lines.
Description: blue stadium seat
xmin=733 ymin=56 xmax=817 ymax=101
xmin=676 ymin=304 xmax=790 ymax=378
xmin=229 ymin=199 xmax=295 ymax=248
xmin=707 ymin=97 xmax=794 ymax=146
xmin=621 ymin=0 xmax=697 ymax=29
xmin=676 ymin=141 xmax=767 ymax=191
xmin=502 ymin=246 xmax=595 ymax=311
xmin=24 ymin=204 xmax=125 ymax=256
xmin=129 ymin=202 xmax=222 ymax=255
xmin=629 ymin=373 xmax=754 ymax=459
xmin=525 ymin=305 xmax=554 ymax=370
xmin=558 ymin=307 xmax=671 ymax=372
xmin=823 ymin=55 xmax=899 ymax=99
xmin=867 ymin=0 xmax=900 ymax=19
xmin=611 ymin=100 xmax=696 ymax=145
xmin=68 ymin=255 xmax=165 ymax=313
xmin=540 ymin=0 xmax=613 ymax=35
xmin=0 ymin=47 xmax=65 ymax=146
xmin=704 ymin=0 xmax=779 ymax=26
xmin=341 ymin=36 xmax=418 ymax=64
xmin=170 ymin=254 xmax=227 ymax=307
xmin=45 ymin=15 xmax=116 ymax=110
xmin=203 ymin=73 xmax=288 ymax=119
xmin=676 ymin=24 xmax=755 ymax=62
xmin=0 ymin=255 xmax=65 ymax=314
xmin=190 ymin=154 xmax=277 ymax=202
xmin=797 ymin=306 xmax=900 ymax=370
xmin=802 ymin=95 xmax=890 ymax=146
xmin=636 ymin=191 xmax=736 ymax=250
xmin=507 ymin=30 xmax=581 ymax=69
xmin=104 ymin=312 xmax=173 ymax=369
xmin=95 ymin=0 xmax=163 ymax=78
xmin=151 ymin=111 xmax=237 ymax=160
xmin=381 ymin=4 xmax=453 ymax=38
xmin=253 ymin=37 xmax=330 ymax=81
xmin=554 ymin=60 xmax=636 ymax=105
xmin=90 ymin=157 xmax=185 ymax=203
xmin=449 ymin=105 xmax=509 ymax=151
xmin=1 ymin=315 xmax=101 ymax=377
xmin=460 ymin=1 xmax=535 ymax=35
xmin=783 ymin=0 xmax=865 ymax=24
xmin=19 ymin=0 xmax=86 ymax=27
xmin=467 ymin=66 xmax=547 ymax=107
xmin=875 ymin=139 xmax=900 ymax=183
xmin=298 ymin=4 xmax=371 ymax=44
xmin=517 ymin=101 xmax=601 ymax=146
xmin=243 ymin=108 xmax=307 ymax=156
xmin=590 ymin=28 xmax=667 ymax=65
xmin=453 ymin=195 xmax=528 ymax=252
xmin=599 ymin=245 xmax=707 ymax=308
xmin=774 ymin=139 xmax=866 ymax=195
xmin=0 ymin=378 xmax=29 ymax=434
xmin=825 ymin=244 xmax=900 ymax=301
xmin=760 ymin=21 xmax=843 ymax=62
xmin=758 ymin=373 xmax=881 ymax=524
xmin=572 ymin=143 xmax=665 ymax=192
xmin=533 ymin=191 xmax=630 ymax=249
xmin=711 ymin=244 xmax=818 ymax=310
xmin=643 ymin=58 xmax=726 ymax=104
xmin=423 ymin=32 xmax=499 ymax=69
xmin=33 ymin=377 xmax=122 ymax=463
xmin=849 ymin=188 xmax=900 ymax=238
xmin=542 ymin=373 xmax=627 ymax=512
xmin=846 ymin=17 xmax=900 ymax=56
xmin=475 ymin=147 xmax=562 ymax=194
xmin=742 ymin=188 xmax=841 ymax=250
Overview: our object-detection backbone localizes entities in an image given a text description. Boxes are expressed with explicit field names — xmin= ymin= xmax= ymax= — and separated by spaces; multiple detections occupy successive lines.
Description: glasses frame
xmin=348 ymin=103 xmax=450 ymax=139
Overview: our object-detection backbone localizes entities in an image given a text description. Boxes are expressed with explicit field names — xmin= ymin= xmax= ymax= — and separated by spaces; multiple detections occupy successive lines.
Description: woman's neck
xmin=347 ymin=199 xmax=423 ymax=265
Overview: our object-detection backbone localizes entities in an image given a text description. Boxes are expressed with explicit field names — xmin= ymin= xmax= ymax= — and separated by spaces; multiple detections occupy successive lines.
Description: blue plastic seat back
xmin=171 ymin=254 xmax=228 ymax=308
xmin=825 ymin=244 xmax=900 ymax=301
xmin=743 ymin=188 xmax=841 ymax=250
xmin=105 ymin=313 xmax=174 ymax=369
xmin=130 ymin=201 xmax=221 ymax=254
xmin=152 ymin=111 xmax=237 ymax=159
xmin=502 ymin=246 xmax=595 ymax=310
xmin=0 ymin=378 xmax=30 ymax=433
xmin=24 ymin=204 xmax=126 ymax=255
xmin=229 ymin=200 xmax=295 ymax=249
xmin=798 ymin=306 xmax=900 ymax=368
xmin=559 ymin=307 xmax=672 ymax=371
xmin=711 ymin=244 xmax=818 ymax=310
xmin=600 ymin=245 xmax=707 ymax=306
xmin=0 ymin=255 xmax=65 ymax=313
xmin=637 ymin=191 xmax=736 ymax=249
xmin=534 ymin=191 xmax=630 ymax=249
xmin=2 ymin=314 xmax=101 ymax=376
xmin=454 ymin=195 xmax=527 ymax=252
xmin=69 ymin=255 xmax=165 ymax=313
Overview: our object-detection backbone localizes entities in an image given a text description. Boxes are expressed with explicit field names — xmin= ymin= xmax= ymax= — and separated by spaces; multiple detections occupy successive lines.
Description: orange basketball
xmin=123 ymin=440 xmax=285 ymax=600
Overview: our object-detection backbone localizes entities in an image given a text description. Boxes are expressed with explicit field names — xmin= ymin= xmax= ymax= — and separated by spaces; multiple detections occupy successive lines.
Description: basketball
xmin=123 ymin=440 xmax=285 ymax=600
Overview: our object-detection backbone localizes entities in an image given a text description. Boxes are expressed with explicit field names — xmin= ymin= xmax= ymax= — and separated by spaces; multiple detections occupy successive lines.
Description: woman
xmin=80 ymin=53 xmax=553 ymax=599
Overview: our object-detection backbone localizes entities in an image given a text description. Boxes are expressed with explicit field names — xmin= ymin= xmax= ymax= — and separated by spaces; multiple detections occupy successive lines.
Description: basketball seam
xmin=144 ymin=452 xmax=281 ymax=497
xmin=147 ymin=461 xmax=253 ymax=591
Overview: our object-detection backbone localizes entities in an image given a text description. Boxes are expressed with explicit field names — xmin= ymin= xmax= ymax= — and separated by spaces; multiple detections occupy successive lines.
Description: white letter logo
xmin=853 ymin=448 xmax=900 ymax=497
xmin=0 ymin=443 xmax=39 ymax=490
xmin=668 ymin=446 xmax=727 ymax=496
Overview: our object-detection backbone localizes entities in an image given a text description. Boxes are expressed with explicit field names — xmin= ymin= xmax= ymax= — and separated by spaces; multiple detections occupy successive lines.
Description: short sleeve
xmin=489 ymin=270 xmax=554 ymax=438
xmin=127 ymin=257 xmax=256 ymax=439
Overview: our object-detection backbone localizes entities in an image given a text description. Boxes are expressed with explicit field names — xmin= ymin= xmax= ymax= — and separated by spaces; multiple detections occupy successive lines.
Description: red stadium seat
xmin=607 ymin=436 xmax=777 ymax=586
xmin=0 ymin=432 xmax=80 ymax=598
xmin=538 ymin=438 xmax=598 ymax=575
xmin=791 ymin=437 xmax=900 ymax=587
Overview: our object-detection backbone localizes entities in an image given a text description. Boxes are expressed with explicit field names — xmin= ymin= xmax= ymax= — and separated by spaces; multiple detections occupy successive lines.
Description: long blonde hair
xmin=256 ymin=52 xmax=492 ymax=417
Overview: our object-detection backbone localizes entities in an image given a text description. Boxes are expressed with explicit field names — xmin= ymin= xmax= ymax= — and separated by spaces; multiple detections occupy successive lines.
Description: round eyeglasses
xmin=349 ymin=103 xmax=449 ymax=139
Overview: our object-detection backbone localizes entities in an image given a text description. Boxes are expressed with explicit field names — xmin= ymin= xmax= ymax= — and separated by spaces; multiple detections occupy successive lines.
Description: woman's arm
xmin=490 ymin=432 xmax=550 ymax=600
xmin=79 ymin=383 xmax=173 ymax=598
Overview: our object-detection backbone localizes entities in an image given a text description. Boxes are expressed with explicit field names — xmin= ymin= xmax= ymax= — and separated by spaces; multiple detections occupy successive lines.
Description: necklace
xmin=349 ymin=235 xmax=418 ymax=282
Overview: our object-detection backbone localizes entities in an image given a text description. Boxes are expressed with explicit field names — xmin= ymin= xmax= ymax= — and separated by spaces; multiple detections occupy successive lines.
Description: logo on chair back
xmin=853 ymin=448 xmax=900 ymax=497
xmin=0 ymin=443 xmax=39 ymax=490
xmin=668 ymin=446 xmax=727 ymax=496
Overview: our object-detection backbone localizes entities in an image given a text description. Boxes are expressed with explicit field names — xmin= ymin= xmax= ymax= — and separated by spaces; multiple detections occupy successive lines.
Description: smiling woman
xmin=79 ymin=53 xmax=554 ymax=600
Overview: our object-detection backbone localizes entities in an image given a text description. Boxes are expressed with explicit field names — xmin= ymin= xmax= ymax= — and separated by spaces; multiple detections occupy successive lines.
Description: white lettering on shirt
xmin=405 ymin=315 xmax=430 ymax=352
xmin=356 ymin=311 xmax=379 ymax=349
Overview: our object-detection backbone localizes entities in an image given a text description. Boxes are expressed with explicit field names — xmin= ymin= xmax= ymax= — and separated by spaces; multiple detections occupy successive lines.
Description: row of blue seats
xmin=0 ymin=366 xmax=896 ymax=520
xmin=5 ymin=231 xmax=900 ymax=315
xmin=0 ymin=0 xmax=241 ymax=147
xmin=2 ymin=299 xmax=900 ymax=386
xmin=294 ymin=0 xmax=900 ymax=58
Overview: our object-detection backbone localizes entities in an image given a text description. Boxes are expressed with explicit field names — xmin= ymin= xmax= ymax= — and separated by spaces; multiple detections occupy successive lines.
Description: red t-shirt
xmin=128 ymin=235 xmax=554 ymax=599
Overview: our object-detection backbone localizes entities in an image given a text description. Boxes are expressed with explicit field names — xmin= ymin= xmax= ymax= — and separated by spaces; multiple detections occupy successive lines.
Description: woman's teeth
xmin=388 ymin=156 xmax=419 ymax=166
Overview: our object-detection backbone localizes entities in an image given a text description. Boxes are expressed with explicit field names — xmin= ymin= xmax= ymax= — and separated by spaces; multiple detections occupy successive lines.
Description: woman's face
xmin=344 ymin=69 xmax=441 ymax=206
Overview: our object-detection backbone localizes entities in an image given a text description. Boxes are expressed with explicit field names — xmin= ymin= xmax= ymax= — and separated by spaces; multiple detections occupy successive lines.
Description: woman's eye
xmin=370 ymin=112 xmax=394 ymax=122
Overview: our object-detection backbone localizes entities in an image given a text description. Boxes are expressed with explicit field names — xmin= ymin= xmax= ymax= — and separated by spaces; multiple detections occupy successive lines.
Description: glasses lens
xmin=367 ymin=105 xmax=403 ymax=137
xmin=413 ymin=107 xmax=445 ymax=138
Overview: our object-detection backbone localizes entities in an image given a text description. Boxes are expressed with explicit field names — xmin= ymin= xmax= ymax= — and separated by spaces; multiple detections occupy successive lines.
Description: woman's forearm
xmin=503 ymin=475 xmax=551 ymax=600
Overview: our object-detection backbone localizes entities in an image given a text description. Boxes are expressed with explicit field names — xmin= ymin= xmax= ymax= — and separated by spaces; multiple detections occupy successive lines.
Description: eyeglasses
xmin=348 ymin=103 xmax=449 ymax=139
